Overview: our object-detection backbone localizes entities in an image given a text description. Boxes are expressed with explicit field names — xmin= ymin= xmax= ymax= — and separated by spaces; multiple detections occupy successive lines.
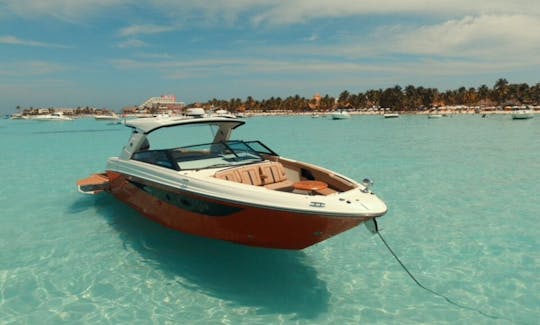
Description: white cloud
xmin=2 ymin=0 xmax=130 ymax=22
xmin=116 ymin=39 xmax=148 ymax=48
xmin=387 ymin=14 xmax=540 ymax=58
xmin=0 ymin=35 xmax=70 ymax=48
xmin=328 ymin=13 xmax=540 ymax=69
xmin=118 ymin=24 xmax=176 ymax=37
xmin=249 ymin=0 xmax=540 ymax=25
xmin=5 ymin=0 xmax=539 ymax=94
xmin=253 ymin=13 xmax=540 ymax=67
xmin=133 ymin=52 xmax=173 ymax=59
xmin=108 ymin=40 xmax=540 ymax=83
xmin=0 ymin=61 xmax=67 ymax=76
xmin=4 ymin=0 xmax=540 ymax=29
xmin=304 ymin=33 xmax=319 ymax=42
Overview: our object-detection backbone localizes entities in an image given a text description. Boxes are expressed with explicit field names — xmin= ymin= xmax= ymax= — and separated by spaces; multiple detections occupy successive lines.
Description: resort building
xmin=140 ymin=94 xmax=185 ymax=112
xmin=122 ymin=94 xmax=186 ymax=115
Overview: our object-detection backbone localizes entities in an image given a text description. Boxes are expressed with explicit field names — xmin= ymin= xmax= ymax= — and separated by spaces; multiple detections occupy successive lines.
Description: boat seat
xmin=214 ymin=169 xmax=242 ymax=183
xmin=264 ymin=180 xmax=294 ymax=191
xmin=259 ymin=162 xmax=294 ymax=190
xmin=259 ymin=162 xmax=287 ymax=184
xmin=236 ymin=166 xmax=263 ymax=186
xmin=314 ymin=187 xmax=337 ymax=195
xmin=214 ymin=162 xmax=293 ymax=190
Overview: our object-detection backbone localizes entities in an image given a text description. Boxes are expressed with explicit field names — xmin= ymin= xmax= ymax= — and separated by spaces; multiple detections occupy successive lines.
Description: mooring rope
xmin=376 ymin=230 xmax=509 ymax=321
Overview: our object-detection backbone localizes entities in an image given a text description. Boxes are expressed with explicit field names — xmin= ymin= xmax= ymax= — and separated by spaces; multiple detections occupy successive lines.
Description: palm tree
xmin=493 ymin=78 xmax=509 ymax=105
xmin=380 ymin=85 xmax=403 ymax=110
xmin=404 ymin=85 xmax=421 ymax=110
xmin=530 ymin=83 xmax=540 ymax=104
xmin=194 ymin=78 xmax=539 ymax=113
xmin=477 ymin=85 xmax=490 ymax=103
xmin=365 ymin=89 xmax=382 ymax=108
xmin=338 ymin=90 xmax=350 ymax=107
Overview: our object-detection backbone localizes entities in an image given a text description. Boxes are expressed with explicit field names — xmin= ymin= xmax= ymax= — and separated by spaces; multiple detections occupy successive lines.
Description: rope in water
xmin=376 ymin=230 xmax=508 ymax=321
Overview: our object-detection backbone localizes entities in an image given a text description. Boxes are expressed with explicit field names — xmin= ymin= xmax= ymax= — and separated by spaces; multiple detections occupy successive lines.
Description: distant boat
xmin=511 ymin=108 xmax=534 ymax=120
xmin=331 ymin=110 xmax=351 ymax=120
xmin=428 ymin=114 xmax=443 ymax=119
xmin=95 ymin=112 xmax=120 ymax=121
xmin=185 ymin=108 xmax=207 ymax=118
xmin=383 ymin=113 xmax=399 ymax=118
xmin=10 ymin=114 xmax=29 ymax=120
xmin=211 ymin=109 xmax=236 ymax=118
xmin=32 ymin=112 xmax=73 ymax=121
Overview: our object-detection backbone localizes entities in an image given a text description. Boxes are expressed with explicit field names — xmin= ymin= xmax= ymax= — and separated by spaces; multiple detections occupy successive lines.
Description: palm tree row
xmin=192 ymin=79 xmax=540 ymax=112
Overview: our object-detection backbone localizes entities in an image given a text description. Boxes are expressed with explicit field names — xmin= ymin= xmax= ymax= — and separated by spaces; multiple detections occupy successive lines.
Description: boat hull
xmin=107 ymin=171 xmax=371 ymax=250
xmin=331 ymin=114 xmax=350 ymax=120
xmin=512 ymin=114 xmax=533 ymax=120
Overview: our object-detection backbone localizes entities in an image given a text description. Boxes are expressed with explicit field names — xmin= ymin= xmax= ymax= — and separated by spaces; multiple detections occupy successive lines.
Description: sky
xmin=1 ymin=0 xmax=540 ymax=113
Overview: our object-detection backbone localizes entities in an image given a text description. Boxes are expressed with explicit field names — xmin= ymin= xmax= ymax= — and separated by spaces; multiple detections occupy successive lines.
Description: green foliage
xmin=189 ymin=79 xmax=540 ymax=112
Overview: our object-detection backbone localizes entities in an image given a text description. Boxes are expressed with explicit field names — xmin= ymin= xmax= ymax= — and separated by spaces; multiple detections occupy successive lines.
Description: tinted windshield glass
xmin=145 ymin=124 xmax=219 ymax=150
xmin=172 ymin=141 xmax=263 ymax=170
xmin=132 ymin=140 xmax=269 ymax=170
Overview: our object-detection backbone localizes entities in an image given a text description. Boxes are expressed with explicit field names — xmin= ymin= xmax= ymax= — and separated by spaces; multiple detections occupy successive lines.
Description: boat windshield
xmin=132 ymin=140 xmax=277 ymax=171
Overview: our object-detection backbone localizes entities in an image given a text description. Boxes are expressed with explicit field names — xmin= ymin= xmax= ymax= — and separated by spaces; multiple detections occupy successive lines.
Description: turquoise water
xmin=0 ymin=115 xmax=538 ymax=324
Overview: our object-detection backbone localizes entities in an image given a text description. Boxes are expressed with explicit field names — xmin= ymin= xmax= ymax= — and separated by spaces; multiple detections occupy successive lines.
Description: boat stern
xmin=77 ymin=173 xmax=110 ymax=194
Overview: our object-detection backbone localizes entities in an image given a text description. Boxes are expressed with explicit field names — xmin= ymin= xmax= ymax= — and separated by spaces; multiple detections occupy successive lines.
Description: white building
xmin=140 ymin=94 xmax=185 ymax=109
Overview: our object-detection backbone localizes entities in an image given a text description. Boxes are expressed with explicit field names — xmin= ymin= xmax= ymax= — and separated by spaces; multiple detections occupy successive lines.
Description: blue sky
xmin=1 ymin=0 xmax=539 ymax=113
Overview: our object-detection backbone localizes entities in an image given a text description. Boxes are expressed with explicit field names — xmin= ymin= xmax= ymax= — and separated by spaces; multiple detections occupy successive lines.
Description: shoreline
xmin=6 ymin=108 xmax=537 ymax=120
xmin=222 ymin=109 xmax=538 ymax=117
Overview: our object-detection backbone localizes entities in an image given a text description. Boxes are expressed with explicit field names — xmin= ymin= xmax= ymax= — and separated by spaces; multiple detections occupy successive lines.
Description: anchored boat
xmin=331 ymin=110 xmax=351 ymax=120
xmin=77 ymin=116 xmax=387 ymax=249
xmin=511 ymin=108 xmax=534 ymax=120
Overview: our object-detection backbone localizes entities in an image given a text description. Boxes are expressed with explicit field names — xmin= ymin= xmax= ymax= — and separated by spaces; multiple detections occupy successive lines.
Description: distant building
xmin=140 ymin=94 xmax=185 ymax=113
xmin=308 ymin=93 xmax=322 ymax=110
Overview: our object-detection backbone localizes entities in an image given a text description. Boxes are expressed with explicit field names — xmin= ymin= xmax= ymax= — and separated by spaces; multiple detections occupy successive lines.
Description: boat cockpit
xmin=131 ymin=139 xmax=278 ymax=171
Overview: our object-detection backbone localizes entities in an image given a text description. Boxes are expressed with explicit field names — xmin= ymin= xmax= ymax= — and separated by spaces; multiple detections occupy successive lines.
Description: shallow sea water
xmin=0 ymin=114 xmax=538 ymax=324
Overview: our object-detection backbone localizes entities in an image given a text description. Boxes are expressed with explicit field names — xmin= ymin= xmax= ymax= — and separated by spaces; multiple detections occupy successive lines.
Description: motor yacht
xmin=77 ymin=116 xmax=387 ymax=249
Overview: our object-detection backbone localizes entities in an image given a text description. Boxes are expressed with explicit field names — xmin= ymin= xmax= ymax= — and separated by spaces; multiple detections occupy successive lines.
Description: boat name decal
xmin=309 ymin=202 xmax=325 ymax=208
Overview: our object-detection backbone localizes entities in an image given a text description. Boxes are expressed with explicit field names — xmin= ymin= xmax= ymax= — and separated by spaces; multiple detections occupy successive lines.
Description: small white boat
xmin=10 ymin=114 xmax=27 ymax=120
xmin=32 ymin=112 xmax=73 ymax=121
xmin=331 ymin=110 xmax=351 ymax=120
xmin=77 ymin=116 xmax=387 ymax=250
xmin=383 ymin=113 xmax=399 ymax=118
xmin=511 ymin=109 xmax=534 ymax=120
xmin=185 ymin=108 xmax=207 ymax=118
xmin=428 ymin=114 xmax=443 ymax=119
xmin=211 ymin=109 xmax=236 ymax=118
xmin=95 ymin=112 xmax=120 ymax=121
